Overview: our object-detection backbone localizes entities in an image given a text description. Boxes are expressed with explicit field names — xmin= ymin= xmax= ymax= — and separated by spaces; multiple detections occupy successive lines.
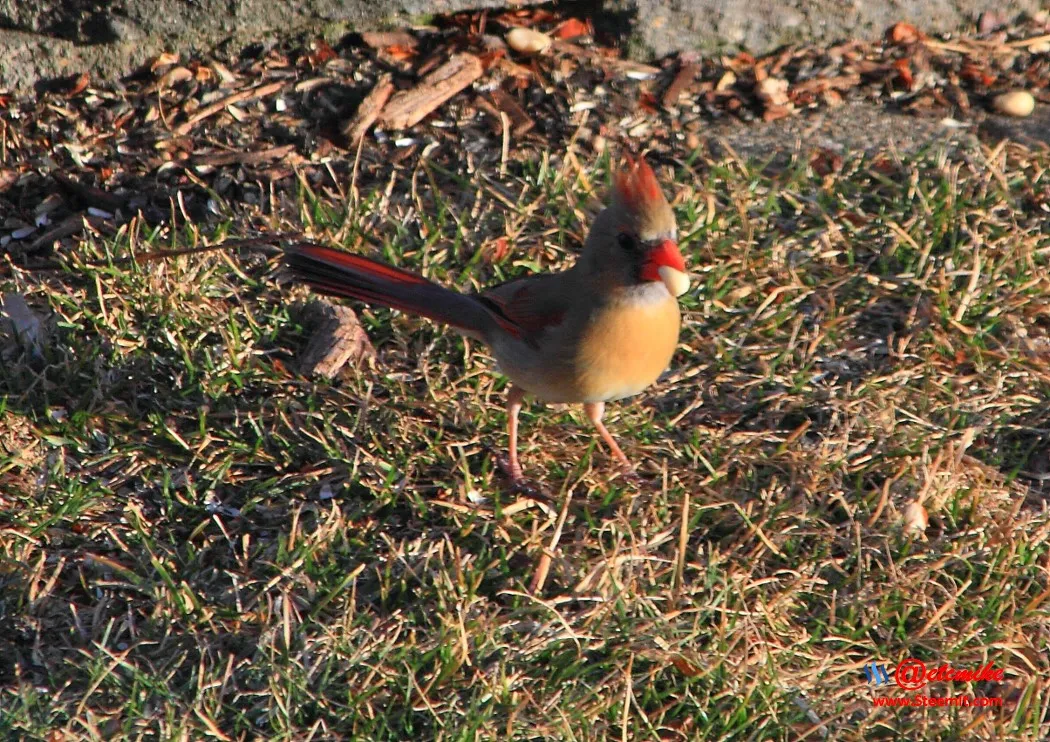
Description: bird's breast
xmin=573 ymin=287 xmax=681 ymax=402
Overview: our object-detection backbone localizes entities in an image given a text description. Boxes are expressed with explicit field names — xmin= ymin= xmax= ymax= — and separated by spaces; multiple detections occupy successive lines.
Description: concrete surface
xmin=2 ymin=0 xmax=1045 ymax=93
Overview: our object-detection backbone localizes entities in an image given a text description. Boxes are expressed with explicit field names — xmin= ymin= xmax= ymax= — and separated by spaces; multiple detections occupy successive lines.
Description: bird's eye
xmin=617 ymin=232 xmax=637 ymax=252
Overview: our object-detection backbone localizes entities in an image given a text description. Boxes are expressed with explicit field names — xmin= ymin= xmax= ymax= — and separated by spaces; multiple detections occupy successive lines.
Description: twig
xmin=27 ymin=212 xmax=105 ymax=252
xmin=190 ymin=144 xmax=296 ymax=167
xmin=174 ymin=80 xmax=285 ymax=135
xmin=529 ymin=487 xmax=573 ymax=594
xmin=674 ymin=488 xmax=690 ymax=596
xmin=1 ymin=234 xmax=295 ymax=277
xmin=499 ymin=111 xmax=510 ymax=177
xmin=51 ymin=172 xmax=128 ymax=213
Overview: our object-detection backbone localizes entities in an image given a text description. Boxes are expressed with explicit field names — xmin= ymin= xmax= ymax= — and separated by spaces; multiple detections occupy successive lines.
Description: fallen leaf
xmin=158 ymin=66 xmax=194 ymax=88
xmin=810 ymin=150 xmax=843 ymax=176
xmin=554 ymin=18 xmax=591 ymax=39
xmin=755 ymin=77 xmax=791 ymax=106
xmin=150 ymin=51 xmax=180 ymax=71
xmin=903 ymin=501 xmax=929 ymax=534
xmin=894 ymin=58 xmax=914 ymax=89
xmin=308 ymin=39 xmax=338 ymax=66
xmin=65 ymin=72 xmax=90 ymax=97
xmin=888 ymin=22 xmax=924 ymax=45
xmin=670 ymin=656 xmax=702 ymax=677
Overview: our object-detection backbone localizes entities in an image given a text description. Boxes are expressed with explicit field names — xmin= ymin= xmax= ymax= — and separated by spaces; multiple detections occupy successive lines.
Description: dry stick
xmin=52 ymin=172 xmax=128 ymax=212
xmin=2 ymin=235 xmax=297 ymax=277
xmin=378 ymin=53 xmax=484 ymax=130
xmin=674 ymin=488 xmax=690 ymax=597
xmin=529 ymin=488 xmax=574 ymax=594
xmin=190 ymin=144 xmax=296 ymax=167
xmin=499 ymin=111 xmax=510 ymax=178
xmin=174 ymin=80 xmax=285 ymax=135
xmin=27 ymin=213 xmax=106 ymax=252
xmin=1010 ymin=33 xmax=1050 ymax=48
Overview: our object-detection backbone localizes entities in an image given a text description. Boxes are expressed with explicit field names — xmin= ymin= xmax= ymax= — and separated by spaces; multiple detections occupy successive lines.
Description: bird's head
xmin=581 ymin=157 xmax=689 ymax=297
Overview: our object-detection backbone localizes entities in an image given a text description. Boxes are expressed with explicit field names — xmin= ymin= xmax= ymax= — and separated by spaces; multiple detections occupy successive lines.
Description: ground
xmin=1 ymin=10 xmax=1050 ymax=741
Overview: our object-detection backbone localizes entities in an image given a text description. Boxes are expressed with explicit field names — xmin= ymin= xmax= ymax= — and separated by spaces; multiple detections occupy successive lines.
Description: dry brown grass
xmin=1 ymin=137 xmax=1050 ymax=740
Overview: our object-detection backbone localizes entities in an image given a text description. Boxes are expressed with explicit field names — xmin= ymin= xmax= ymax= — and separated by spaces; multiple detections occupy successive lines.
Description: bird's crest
xmin=614 ymin=156 xmax=666 ymax=215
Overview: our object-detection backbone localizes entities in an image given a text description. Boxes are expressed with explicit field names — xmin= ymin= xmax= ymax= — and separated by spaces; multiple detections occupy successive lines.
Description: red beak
xmin=640 ymin=239 xmax=686 ymax=283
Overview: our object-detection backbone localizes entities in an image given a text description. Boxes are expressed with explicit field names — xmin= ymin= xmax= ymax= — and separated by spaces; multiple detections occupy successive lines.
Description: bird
xmin=284 ymin=157 xmax=688 ymax=488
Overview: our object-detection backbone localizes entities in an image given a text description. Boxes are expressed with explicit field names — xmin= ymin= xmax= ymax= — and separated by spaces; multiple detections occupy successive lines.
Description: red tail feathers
xmin=283 ymin=243 xmax=523 ymax=341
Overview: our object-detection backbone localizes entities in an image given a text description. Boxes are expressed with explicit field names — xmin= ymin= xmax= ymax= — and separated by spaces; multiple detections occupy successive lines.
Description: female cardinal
xmin=285 ymin=157 xmax=688 ymax=486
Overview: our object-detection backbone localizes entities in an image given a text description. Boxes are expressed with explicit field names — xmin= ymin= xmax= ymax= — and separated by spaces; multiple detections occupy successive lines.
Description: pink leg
xmin=583 ymin=401 xmax=637 ymax=477
xmin=504 ymin=385 xmax=526 ymax=483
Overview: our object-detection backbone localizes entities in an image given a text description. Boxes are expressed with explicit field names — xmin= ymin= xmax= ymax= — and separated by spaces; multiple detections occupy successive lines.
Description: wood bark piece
xmin=661 ymin=61 xmax=700 ymax=108
xmin=298 ymin=300 xmax=374 ymax=378
xmin=378 ymin=53 xmax=484 ymax=130
xmin=342 ymin=75 xmax=394 ymax=143
xmin=488 ymin=87 xmax=534 ymax=136
xmin=27 ymin=212 xmax=105 ymax=251
xmin=360 ymin=31 xmax=418 ymax=51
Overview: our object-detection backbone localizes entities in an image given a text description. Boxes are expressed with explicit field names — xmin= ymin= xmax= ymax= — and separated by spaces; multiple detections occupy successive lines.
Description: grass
xmin=1 ymin=139 xmax=1050 ymax=740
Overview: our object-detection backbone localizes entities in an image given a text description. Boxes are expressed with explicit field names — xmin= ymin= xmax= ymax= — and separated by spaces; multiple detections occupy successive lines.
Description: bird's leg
xmin=504 ymin=385 xmax=526 ymax=482
xmin=583 ymin=401 xmax=639 ymax=480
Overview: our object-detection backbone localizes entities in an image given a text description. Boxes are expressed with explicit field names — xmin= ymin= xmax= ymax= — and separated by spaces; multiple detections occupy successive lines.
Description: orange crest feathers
xmin=614 ymin=156 xmax=665 ymax=213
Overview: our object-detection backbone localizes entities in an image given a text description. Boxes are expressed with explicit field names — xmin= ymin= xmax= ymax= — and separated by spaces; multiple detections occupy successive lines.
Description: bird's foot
xmin=496 ymin=455 xmax=549 ymax=498
xmin=616 ymin=464 xmax=647 ymax=488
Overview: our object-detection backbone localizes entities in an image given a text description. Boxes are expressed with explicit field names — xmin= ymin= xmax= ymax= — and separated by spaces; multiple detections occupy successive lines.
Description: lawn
xmin=2 ymin=138 xmax=1048 ymax=740
xmin=2 ymin=19 xmax=1050 ymax=736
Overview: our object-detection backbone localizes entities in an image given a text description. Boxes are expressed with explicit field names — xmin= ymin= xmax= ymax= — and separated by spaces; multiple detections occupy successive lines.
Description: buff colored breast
xmin=574 ymin=286 xmax=681 ymax=403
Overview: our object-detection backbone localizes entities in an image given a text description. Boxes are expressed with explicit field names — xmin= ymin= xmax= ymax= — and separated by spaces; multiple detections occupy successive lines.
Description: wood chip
xmin=360 ymin=31 xmax=418 ymax=51
xmin=27 ymin=212 xmax=104 ymax=251
xmin=298 ymin=300 xmax=374 ymax=378
xmin=378 ymin=54 xmax=484 ymax=130
xmin=488 ymin=87 xmax=534 ymax=136
xmin=790 ymin=73 xmax=861 ymax=96
xmin=342 ymin=74 xmax=395 ymax=142
xmin=661 ymin=61 xmax=700 ymax=108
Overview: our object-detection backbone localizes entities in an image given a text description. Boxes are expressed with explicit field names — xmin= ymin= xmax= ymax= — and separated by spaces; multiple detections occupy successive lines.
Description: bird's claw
xmin=616 ymin=465 xmax=647 ymax=487
xmin=496 ymin=455 xmax=549 ymax=497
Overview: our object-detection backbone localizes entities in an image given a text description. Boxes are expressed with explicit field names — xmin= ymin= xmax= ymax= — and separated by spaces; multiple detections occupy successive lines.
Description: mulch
xmin=1 ymin=8 xmax=1049 ymax=264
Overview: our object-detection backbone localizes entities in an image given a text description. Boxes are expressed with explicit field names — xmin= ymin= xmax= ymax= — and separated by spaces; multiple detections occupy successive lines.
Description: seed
xmin=991 ymin=90 xmax=1035 ymax=117
xmin=506 ymin=27 xmax=551 ymax=54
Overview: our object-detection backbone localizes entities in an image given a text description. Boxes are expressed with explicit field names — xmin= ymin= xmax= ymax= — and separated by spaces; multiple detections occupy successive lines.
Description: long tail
xmin=283 ymin=243 xmax=522 ymax=341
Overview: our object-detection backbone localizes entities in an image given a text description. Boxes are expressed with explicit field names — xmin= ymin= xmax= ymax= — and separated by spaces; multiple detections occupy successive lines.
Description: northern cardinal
xmin=285 ymin=157 xmax=688 ymax=486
